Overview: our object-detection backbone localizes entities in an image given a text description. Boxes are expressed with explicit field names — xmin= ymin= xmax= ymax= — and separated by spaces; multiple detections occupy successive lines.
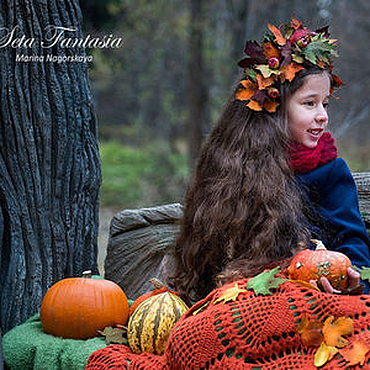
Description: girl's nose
xmin=315 ymin=104 xmax=328 ymax=124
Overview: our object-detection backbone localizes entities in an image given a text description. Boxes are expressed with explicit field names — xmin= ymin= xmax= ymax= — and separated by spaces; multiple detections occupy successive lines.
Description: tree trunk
xmin=188 ymin=0 xmax=206 ymax=170
xmin=0 ymin=0 xmax=101 ymax=333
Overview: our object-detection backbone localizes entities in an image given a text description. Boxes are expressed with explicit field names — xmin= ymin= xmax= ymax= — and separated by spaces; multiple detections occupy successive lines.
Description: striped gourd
xmin=127 ymin=291 xmax=189 ymax=355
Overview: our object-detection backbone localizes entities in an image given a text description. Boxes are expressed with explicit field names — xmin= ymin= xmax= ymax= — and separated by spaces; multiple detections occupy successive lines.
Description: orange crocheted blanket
xmin=86 ymin=274 xmax=370 ymax=369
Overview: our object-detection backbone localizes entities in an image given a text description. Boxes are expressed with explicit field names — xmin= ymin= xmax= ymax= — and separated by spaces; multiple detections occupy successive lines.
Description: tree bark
xmin=188 ymin=0 xmax=206 ymax=170
xmin=0 ymin=0 xmax=101 ymax=333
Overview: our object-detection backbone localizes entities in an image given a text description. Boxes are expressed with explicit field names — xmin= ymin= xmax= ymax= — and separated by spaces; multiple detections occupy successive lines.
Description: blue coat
xmin=297 ymin=158 xmax=370 ymax=290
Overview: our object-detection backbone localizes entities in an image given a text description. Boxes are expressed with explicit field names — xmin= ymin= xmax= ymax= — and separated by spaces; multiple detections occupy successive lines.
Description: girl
xmin=87 ymin=19 xmax=370 ymax=369
xmin=170 ymin=18 xmax=370 ymax=302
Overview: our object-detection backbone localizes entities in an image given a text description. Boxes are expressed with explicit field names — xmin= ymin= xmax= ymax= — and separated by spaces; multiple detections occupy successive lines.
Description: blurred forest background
xmin=79 ymin=0 xmax=370 ymax=270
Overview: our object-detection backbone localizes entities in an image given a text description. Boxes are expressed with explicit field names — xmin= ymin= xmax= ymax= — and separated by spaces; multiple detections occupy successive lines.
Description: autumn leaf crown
xmin=236 ymin=18 xmax=344 ymax=113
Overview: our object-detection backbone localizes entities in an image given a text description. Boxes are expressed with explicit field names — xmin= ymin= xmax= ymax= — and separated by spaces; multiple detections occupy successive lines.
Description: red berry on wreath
xmin=267 ymin=87 xmax=280 ymax=99
xmin=268 ymin=57 xmax=280 ymax=69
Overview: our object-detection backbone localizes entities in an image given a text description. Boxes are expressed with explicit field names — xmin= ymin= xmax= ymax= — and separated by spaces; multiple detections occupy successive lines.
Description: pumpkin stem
xmin=311 ymin=239 xmax=327 ymax=251
xmin=82 ymin=270 xmax=92 ymax=279
xmin=149 ymin=278 xmax=165 ymax=290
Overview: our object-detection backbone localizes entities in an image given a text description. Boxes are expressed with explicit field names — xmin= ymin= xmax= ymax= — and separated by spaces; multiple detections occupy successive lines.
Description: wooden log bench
xmin=104 ymin=172 xmax=370 ymax=300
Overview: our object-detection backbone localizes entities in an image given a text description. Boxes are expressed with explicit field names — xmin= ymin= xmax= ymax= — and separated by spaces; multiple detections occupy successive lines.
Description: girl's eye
xmin=304 ymin=100 xmax=315 ymax=107
xmin=323 ymin=102 xmax=329 ymax=110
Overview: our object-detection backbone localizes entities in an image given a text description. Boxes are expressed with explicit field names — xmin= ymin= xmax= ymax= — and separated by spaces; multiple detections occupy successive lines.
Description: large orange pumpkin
xmin=40 ymin=271 xmax=129 ymax=339
xmin=288 ymin=239 xmax=352 ymax=291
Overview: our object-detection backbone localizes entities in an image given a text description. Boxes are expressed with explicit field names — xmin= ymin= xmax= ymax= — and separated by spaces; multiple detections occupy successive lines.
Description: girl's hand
xmin=346 ymin=266 xmax=361 ymax=291
xmin=309 ymin=267 xmax=361 ymax=294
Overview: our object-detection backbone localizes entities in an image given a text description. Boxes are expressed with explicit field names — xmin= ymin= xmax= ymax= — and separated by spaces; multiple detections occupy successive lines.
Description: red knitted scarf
xmin=289 ymin=132 xmax=337 ymax=174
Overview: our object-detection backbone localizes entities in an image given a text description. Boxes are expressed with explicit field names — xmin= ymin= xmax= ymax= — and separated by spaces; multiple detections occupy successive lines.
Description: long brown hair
xmin=170 ymin=68 xmax=328 ymax=302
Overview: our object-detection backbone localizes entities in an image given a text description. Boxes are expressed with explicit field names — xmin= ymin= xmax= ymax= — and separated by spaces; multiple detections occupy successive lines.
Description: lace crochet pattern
xmin=87 ymin=277 xmax=370 ymax=369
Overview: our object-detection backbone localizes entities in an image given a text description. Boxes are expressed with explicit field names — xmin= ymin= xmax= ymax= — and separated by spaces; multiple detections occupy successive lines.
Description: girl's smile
xmin=287 ymin=73 xmax=330 ymax=148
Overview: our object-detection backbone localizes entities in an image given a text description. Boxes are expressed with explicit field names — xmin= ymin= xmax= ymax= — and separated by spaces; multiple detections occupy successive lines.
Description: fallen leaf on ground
xmin=98 ymin=326 xmax=127 ymax=345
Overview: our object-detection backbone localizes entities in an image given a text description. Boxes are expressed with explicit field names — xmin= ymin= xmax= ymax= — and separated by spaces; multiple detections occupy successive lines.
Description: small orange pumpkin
xmin=40 ymin=271 xmax=129 ymax=339
xmin=129 ymin=278 xmax=178 ymax=316
xmin=288 ymin=239 xmax=352 ymax=291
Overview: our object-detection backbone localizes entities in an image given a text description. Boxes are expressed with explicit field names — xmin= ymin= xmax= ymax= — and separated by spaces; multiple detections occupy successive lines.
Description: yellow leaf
xmin=314 ymin=342 xmax=338 ymax=367
xmin=213 ymin=283 xmax=247 ymax=304
xmin=322 ymin=316 xmax=354 ymax=348
xmin=255 ymin=65 xmax=281 ymax=79
xmin=339 ymin=340 xmax=369 ymax=366
xmin=289 ymin=280 xmax=321 ymax=292
xmin=192 ymin=301 xmax=210 ymax=316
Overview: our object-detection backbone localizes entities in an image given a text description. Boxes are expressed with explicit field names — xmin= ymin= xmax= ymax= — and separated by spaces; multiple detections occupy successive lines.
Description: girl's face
xmin=287 ymin=73 xmax=330 ymax=148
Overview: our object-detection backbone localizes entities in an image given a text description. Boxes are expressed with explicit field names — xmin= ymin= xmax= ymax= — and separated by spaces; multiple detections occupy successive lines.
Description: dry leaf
xmin=339 ymin=340 xmax=369 ymax=366
xmin=236 ymin=88 xmax=254 ymax=101
xmin=98 ymin=326 xmax=127 ymax=345
xmin=267 ymin=23 xmax=286 ymax=46
xmin=192 ymin=301 xmax=210 ymax=316
xmin=291 ymin=18 xmax=302 ymax=30
xmin=314 ymin=342 xmax=338 ymax=367
xmin=255 ymin=64 xmax=281 ymax=78
xmin=239 ymin=79 xmax=256 ymax=90
xmin=289 ymin=279 xmax=321 ymax=292
xmin=236 ymin=80 xmax=256 ymax=101
xmin=322 ymin=316 xmax=353 ymax=348
xmin=256 ymin=74 xmax=276 ymax=90
xmin=281 ymin=63 xmax=304 ymax=82
xmin=296 ymin=314 xmax=323 ymax=347
xmin=247 ymin=100 xmax=262 ymax=111
xmin=332 ymin=74 xmax=345 ymax=88
xmin=262 ymin=42 xmax=280 ymax=59
xmin=213 ymin=283 xmax=247 ymax=304
xmin=262 ymin=100 xmax=279 ymax=113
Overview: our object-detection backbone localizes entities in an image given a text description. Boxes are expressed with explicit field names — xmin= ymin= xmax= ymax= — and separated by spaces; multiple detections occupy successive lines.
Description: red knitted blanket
xmin=87 ymin=274 xmax=370 ymax=369
xmin=289 ymin=132 xmax=338 ymax=174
